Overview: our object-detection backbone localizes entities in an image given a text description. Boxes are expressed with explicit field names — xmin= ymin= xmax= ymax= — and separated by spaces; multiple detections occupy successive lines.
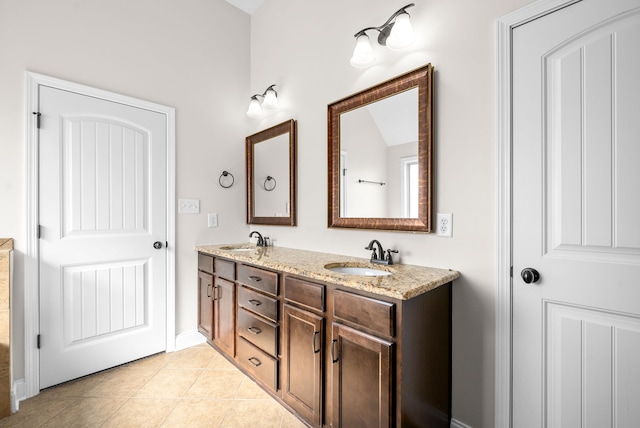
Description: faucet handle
xmin=385 ymin=249 xmax=398 ymax=263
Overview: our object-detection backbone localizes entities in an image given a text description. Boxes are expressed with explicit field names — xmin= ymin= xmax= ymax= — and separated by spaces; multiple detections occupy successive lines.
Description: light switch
xmin=178 ymin=199 xmax=200 ymax=214
xmin=208 ymin=213 xmax=218 ymax=228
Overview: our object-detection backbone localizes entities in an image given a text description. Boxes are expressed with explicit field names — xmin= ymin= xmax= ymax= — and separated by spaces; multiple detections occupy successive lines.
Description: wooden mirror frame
xmin=246 ymin=119 xmax=297 ymax=226
xmin=328 ymin=64 xmax=433 ymax=232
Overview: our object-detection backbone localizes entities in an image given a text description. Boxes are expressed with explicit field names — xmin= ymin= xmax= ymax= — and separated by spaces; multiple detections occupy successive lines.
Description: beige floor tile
xmin=42 ymin=370 xmax=112 ymax=398
xmin=40 ymin=397 xmax=126 ymax=427
xmin=84 ymin=366 xmax=158 ymax=398
xmin=0 ymin=397 xmax=73 ymax=427
xmin=220 ymin=399 xmax=284 ymax=428
xmin=102 ymin=398 xmax=178 ymax=428
xmin=186 ymin=370 xmax=245 ymax=399
xmin=126 ymin=351 xmax=176 ymax=370
xmin=161 ymin=398 xmax=233 ymax=427
xmin=207 ymin=353 xmax=239 ymax=371
xmin=234 ymin=377 xmax=271 ymax=399
xmin=134 ymin=368 xmax=202 ymax=399
xmin=165 ymin=346 xmax=217 ymax=369
xmin=281 ymin=410 xmax=309 ymax=428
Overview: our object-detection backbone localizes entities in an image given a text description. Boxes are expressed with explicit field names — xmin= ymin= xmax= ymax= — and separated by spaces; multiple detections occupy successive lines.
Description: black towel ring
xmin=263 ymin=176 xmax=277 ymax=191
xmin=219 ymin=171 xmax=234 ymax=188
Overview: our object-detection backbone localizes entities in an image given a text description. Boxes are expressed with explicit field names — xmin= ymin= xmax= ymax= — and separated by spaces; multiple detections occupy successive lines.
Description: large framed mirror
xmin=328 ymin=64 xmax=433 ymax=232
xmin=247 ymin=119 xmax=297 ymax=226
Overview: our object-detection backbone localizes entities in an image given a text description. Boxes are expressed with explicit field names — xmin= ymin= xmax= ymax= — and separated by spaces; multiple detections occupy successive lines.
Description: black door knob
xmin=153 ymin=241 xmax=163 ymax=249
xmin=521 ymin=268 xmax=540 ymax=284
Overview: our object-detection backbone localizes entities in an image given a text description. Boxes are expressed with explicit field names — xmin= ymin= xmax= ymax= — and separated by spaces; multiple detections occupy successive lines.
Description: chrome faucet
xmin=365 ymin=239 xmax=398 ymax=265
xmin=249 ymin=231 xmax=268 ymax=247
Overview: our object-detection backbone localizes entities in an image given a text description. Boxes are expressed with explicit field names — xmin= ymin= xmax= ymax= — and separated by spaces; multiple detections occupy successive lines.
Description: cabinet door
xmin=213 ymin=277 xmax=235 ymax=357
xmin=331 ymin=323 xmax=393 ymax=428
xmin=197 ymin=271 xmax=213 ymax=340
xmin=282 ymin=304 xmax=324 ymax=427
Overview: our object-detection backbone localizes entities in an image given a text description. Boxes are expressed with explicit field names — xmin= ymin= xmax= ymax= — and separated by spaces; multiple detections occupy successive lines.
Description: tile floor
xmin=0 ymin=344 xmax=307 ymax=427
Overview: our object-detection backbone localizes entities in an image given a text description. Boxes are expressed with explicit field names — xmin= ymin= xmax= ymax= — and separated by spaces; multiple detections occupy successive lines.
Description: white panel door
xmin=513 ymin=1 xmax=640 ymax=426
xmin=38 ymin=85 xmax=167 ymax=388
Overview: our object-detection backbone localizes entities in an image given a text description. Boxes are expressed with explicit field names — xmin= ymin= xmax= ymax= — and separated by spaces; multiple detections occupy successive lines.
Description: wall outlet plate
xmin=436 ymin=213 xmax=453 ymax=237
xmin=178 ymin=198 xmax=200 ymax=214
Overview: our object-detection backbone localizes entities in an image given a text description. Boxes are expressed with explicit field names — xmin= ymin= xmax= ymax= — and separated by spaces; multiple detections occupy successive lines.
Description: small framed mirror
xmin=328 ymin=64 xmax=433 ymax=232
xmin=247 ymin=119 xmax=297 ymax=226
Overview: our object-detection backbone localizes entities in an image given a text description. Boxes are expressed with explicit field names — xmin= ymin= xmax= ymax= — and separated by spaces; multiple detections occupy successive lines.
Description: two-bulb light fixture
xmin=246 ymin=84 xmax=279 ymax=118
xmin=350 ymin=3 xmax=416 ymax=68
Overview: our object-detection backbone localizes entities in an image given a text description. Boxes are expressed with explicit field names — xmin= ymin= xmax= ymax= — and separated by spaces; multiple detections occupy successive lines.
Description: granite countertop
xmin=196 ymin=244 xmax=459 ymax=300
xmin=0 ymin=240 xmax=12 ymax=252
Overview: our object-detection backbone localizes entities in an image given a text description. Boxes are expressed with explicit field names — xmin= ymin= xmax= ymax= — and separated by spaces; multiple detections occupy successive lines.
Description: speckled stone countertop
xmin=196 ymin=244 xmax=459 ymax=300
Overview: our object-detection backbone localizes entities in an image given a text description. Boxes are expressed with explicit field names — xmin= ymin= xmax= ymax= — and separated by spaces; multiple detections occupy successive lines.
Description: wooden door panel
xmin=331 ymin=323 xmax=393 ymax=428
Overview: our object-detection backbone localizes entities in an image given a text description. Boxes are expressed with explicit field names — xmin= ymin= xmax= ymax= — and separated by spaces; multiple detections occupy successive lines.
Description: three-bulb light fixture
xmin=350 ymin=3 xmax=416 ymax=68
xmin=246 ymin=84 xmax=279 ymax=118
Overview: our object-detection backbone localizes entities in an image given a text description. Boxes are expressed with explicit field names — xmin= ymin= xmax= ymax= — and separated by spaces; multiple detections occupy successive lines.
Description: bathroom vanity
xmin=196 ymin=244 xmax=458 ymax=428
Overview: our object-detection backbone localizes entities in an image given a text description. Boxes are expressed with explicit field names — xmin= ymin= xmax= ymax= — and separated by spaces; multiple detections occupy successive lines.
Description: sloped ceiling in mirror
xmin=225 ymin=0 xmax=265 ymax=15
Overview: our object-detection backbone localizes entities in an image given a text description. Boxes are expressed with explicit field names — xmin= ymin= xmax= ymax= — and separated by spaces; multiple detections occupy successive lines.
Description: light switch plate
xmin=178 ymin=198 xmax=200 ymax=214
xmin=208 ymin=213 xmax=218 ymax=227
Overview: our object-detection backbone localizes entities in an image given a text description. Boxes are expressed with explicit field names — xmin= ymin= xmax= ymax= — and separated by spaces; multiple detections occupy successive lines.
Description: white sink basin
xmin=325 ymin=265 xmax=392 ymax=277
xmin=219 ymin=246 xmax=254 ymax=252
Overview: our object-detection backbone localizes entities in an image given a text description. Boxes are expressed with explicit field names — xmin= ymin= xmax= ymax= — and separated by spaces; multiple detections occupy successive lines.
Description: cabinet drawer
xmin=238 ymin=308 xmax=278 ymax=357
xmin=214 ymin=258 xmax=235 ymax=281
xmin=237 ymin=336 xmax=278 ymax=391
xmin=198 ymin=253 xmax=213 ymax=273
xmin=284 ymin=276 xmax=325 ymax=312
xmin=237 ymin=264 xmax=278 ymax=296
xmin=238 ymin=286 xmax=278 ymax=322
xmin=333 ymin=289 xmax=395 ymax=337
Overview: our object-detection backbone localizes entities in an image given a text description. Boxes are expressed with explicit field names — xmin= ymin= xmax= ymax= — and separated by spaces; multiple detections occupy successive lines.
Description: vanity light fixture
xmin=349 ymin=3 xmax=415 ymax=68
xmin=246 ymin=84 xmax=279 ymax=118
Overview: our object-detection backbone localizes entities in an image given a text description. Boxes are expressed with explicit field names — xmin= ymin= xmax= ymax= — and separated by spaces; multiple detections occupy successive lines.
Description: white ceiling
xmin=225 ymin=0 xmax=265 ymax=14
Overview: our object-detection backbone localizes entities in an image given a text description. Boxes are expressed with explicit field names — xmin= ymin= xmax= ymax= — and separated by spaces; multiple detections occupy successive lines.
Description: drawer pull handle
xmin=248 ymin=357 xmax=262 ymax=367
xmin=312 ymin=331 xmax=320 ymax=354
xmin=247 ymin=327 xmax=262 ymax=335
xmin=206 ymin=283 xmax=212 ymax=298
xmin=211 ymin=285 xmax=219 ymax=301
xmin=248 ymin=299 xmax=262 ymax=306
xmin=331 ymin=339 xmax=339 ymax=363
xmin=248 ymin=275 xmax=262 ymax=282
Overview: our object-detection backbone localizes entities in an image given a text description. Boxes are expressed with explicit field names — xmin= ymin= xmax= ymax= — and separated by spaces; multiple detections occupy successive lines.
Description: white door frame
xmin=23 ymin=72 xmax=176 ymax=399
xmin=495 ymin=1 xmax=581 ymax=426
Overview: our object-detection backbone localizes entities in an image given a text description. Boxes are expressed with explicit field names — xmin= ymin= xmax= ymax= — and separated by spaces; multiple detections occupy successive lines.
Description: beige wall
xmin=0 ymin=0 xmax=538 ymax=426
xmin=248 ymin=1 xmax=532 ymax=426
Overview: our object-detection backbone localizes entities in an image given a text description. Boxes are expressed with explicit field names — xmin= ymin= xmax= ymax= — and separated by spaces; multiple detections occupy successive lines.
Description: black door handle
xmin=153 ymin=241 xmax=163 ymax=249
xmin=521 ymin=268 xmax=540 ymax=284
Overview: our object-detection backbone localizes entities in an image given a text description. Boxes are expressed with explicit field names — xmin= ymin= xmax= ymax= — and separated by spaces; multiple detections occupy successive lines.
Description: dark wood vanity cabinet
xmin=197 ymin=254 xmax=214 ymax=340
xmin=197 ymin=270 xmax=214 ymax=340
xmin=197 ymin=254 xmax=235 ymax=359
xmin=281 ymin=276 xmax=326 ymax=425
xmin=197 ymin=252 xmax=452 ymax=428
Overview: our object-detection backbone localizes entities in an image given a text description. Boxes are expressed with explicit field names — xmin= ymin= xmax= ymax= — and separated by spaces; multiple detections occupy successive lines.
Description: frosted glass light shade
xmin=386 ymin=12 xmax=414 ymax=51
xmin=350 ymin=34 xmax=375 ymax=68
xmin=263 ymin=88 xmax=278 ymax=108
xmin=246 ymin=97 xmax=262 ymax=118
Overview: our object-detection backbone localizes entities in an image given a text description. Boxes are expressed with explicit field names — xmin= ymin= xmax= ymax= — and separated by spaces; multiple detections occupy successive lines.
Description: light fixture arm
xmin=353 ymin=3 xmax=415 ymax=46
xmin=249 ymin=84 xmax=277 ymax=101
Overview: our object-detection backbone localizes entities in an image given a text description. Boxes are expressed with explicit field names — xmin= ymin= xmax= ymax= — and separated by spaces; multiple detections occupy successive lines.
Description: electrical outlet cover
xmin=436 ymin=213 xmax=453 ymax=237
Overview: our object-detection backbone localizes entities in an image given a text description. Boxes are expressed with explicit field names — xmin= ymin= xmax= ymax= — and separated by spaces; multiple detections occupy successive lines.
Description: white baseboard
xmin=174 ymin=330 xmax=206 ymax=351
xmin=12 ymin=378 xmax=25 ymax=412
xmin=451 ymin=418 xmax=473 ymax=428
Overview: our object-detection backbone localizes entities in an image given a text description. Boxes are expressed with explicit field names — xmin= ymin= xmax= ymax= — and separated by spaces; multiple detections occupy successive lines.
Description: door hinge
xmin=32 ymin=112 xmax=41 ymax=128
xmin=37 ymin=225 xmax=41 ymax=239
xmin=37 ymin=334 xmax=41 ymax=349
xmin=166 ymin=241 xmax=168 ymax=249
xmin=510 ymin=266 xmax=513 ymax=278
